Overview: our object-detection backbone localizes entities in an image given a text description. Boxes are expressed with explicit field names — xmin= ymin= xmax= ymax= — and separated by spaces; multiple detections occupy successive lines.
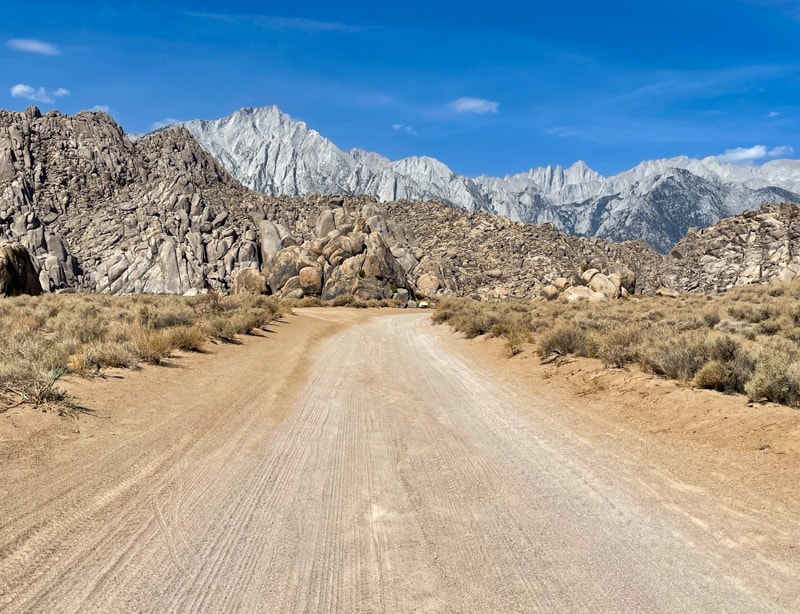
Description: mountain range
xmin=181 ymin=106 xmax=800 ymax=252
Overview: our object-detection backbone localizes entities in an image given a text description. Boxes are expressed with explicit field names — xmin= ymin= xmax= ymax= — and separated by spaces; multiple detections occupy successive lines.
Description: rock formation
xmin=0 ymin=107 xmax=410 ymax=300
xmin=3 ymin=105 xmax=799 ymax=302
xmin=659 ymin=203 xmax=800 ymax=293
xmin=0 ymin=240 xmax=42 ymax=297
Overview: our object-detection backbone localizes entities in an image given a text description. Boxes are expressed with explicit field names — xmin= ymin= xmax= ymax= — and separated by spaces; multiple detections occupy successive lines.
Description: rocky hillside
xmin=0 ymin=106 xmax=666 ymax=301
xmin=183 ymin=106 xmax=800 ymax=252
xmin=660 ymin=203 xmax=800 ymax=293
xmin=0 ymin=106 xmax=410 ymax=300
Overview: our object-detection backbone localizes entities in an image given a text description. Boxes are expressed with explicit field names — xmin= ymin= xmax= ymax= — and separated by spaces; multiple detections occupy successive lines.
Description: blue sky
xmin=1 ymin=0 xmax=799 ymax=176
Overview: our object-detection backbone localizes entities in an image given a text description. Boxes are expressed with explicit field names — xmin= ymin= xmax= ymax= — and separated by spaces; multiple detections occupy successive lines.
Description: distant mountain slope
xmin=182 ymin=106 xmax=800 ymax=252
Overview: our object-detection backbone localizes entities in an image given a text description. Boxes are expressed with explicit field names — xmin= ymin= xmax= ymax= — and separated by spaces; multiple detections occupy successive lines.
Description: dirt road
xmin=1 ymin=309 xmax=799 ymax=612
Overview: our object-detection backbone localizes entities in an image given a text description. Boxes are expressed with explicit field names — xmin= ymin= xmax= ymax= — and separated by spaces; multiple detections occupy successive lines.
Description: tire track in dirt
xmin=2 ymin=309 xmax=800 ymax=612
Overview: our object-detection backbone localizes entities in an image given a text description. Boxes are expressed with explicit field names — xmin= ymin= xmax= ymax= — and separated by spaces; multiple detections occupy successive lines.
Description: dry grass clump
xmin=0 ymin=291 xmax=289 ymax=410
xmin=432 ymin=280 xmax=800 ymax=409
xmin=537 ymin=325 xmax=589 ymax=357
xmin=745 ymin=340 xmax=800 ymax=406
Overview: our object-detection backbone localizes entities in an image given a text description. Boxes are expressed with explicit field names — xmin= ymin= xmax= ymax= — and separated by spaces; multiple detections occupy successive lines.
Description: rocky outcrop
xmin=0 ymin=107 xmax=413 ymax=299
xmin=381 ymin=200 xmax=662 ymax=300
xmin=0 ymin=240 xmax=42 ymax=296
xmin=659 ymin=203 xmax=800 ymax=293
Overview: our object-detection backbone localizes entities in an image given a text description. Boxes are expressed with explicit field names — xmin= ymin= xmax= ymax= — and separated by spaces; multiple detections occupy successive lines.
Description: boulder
xmin=233 ymin=268 xmax=267 ymax=294
xmin=580 ymin=268 xmax=599 ymax=285
xmin=315 ymin=209 xmax=337 ymax=238
xmin=541 ymin=284 xmax=560 ymax=301
xmin=607 ymin=263 xmax=636 ymax=293
xmin=265 ymin=247 xmax=300 ymax=292
xmin=352 ymin=277 xmax=385 ymax=301
xmin=281 ymin=275 xmax=304 ymax=298
xmin=298 ymin=266 xmax=323 ymax=295
xmin=561 ymin=286 xmax=606 ymax=303
xmin=553 ymin=277 xmax=570 ymax=291
xmin=0 ymin=241 xmax=43 ymax=297
xmin=588 ymin=272 xmax=619 ymax=299
xmin=258 ymin=220 xmax=283 ymax=264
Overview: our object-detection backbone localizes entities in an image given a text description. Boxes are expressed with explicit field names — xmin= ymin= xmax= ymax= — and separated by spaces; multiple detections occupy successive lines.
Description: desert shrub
xmin=728 ymin=304 xmax=777 ymax=324
xmin=295 ymin=296 xmax=322 ymax=308
xmin=702 ymin=310 xmax=721 ymax=328
xmin=694 ymin=347 xmax=754 ymax=394
xmin=694 ymin=360 xmax=730 ymax=391
xmin=597 ymin=324 xmax=642 ymax=368
xmin=639 ymin=331 xmax=709 ymax=381
xmin=131 ymin=327 xmax=175 ymax=365
xmin=230 ymin=309 xmax=269 ymax=334
xmin=200 ymin=316 xmax=239 ymax=343
xmin=69 ymin=341 xmax=139 ymax=372
xmin=504 ymin=324 xmax=531 ymax=358
xmin=137 ymin=304 xmax=195 ymax=330
xmin=330 ymin=294 xmax=355 ymax=307
xmin=454 ymin=309 xmax=501 ymax=338
xmin=538 ymin=325 xmax=588 ymax=357
xmin=167 ymin=326 xmax=207 ymax=352
xmin=192 ymin=290 xmax=225 ymax=317
xmin=745 ymin=340 xmax=800 ymax=405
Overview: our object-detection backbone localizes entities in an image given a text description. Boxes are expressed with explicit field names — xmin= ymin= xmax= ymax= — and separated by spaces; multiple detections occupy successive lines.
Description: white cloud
xmin=768 ymin=145 xmax=794 ymax=157
xmin=6 ymin=38 xmax=60 ymax=55
xmin=716 ymin=145 xmax=768 ymax=164
xmin=715 ymin=144 xmax=795 ymax=164
xmin=392 ymin=123 xmax=417 ymax=135
xmin=768 ymin=111 xmax=780 ymax=118
xmin=53 ymin=87 xmax=70 ymax=97
xmin=91 ymin=105 xmax=111 ymax=113
xmin=10 ymin=83 xmax=53 ymax=103
xmin=151 ymin=118 xmax=180 ymax=130
xmin=450 ymin=97 xmax=499 ymax=115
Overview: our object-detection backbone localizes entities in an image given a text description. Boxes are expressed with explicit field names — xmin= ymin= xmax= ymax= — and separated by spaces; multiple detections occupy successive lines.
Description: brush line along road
xmin=1 ymin=310 xmax=798 ymax=612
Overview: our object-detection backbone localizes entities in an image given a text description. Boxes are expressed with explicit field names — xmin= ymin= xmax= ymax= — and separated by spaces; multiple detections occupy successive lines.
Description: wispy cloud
xmin=392 ymin=123 xmax=417 ymax=135
xmin=188 ymin=12 xmax=361 ymax=33
xmin=716 ymin=144 xmax=795 ymax=164
xmin=6 ymin=38 xmax=60 ymax=55
xmin=768 ymin=145 xmax=794 ymax=157
xmin=10 ymin=83 xmax=69 ymax=103
xmin=91 ymin=105 xmax=111 ymax=113
xmin=450 ymin=97 xmax=499 ymax=115
xmin=151 ymin=117 xmax=180 ymax=130
xmin=768 ymin=111 xmax=781 ymax=118
xmin=544 ymin=126 xmax=577 ymax=138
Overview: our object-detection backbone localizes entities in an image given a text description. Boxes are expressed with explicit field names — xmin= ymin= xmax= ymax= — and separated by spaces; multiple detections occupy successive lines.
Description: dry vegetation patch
xmin=433 ymin=282 xmax=800 ymax=409
xmin=0 ymin=291 xmax=287 ymax=412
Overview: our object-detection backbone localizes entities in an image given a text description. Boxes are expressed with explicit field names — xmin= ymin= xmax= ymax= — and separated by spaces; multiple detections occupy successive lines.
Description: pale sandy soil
xmin=1 ymin=308 xmax=799 ymax=612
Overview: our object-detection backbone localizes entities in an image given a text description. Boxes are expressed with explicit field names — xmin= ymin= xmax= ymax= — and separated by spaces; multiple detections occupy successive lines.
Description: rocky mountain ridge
xmin=182 ymin=106 xmax=800 ymax=252
xmin=0 ymin=106 xmax=660 ymax=300
xmin=2 ymin=106 xmax=800 ymax=301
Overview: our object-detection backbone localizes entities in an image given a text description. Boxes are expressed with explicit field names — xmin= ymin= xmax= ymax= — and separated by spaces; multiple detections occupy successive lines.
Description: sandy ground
xmin=1 ymin=308 xmax=799 ymax=612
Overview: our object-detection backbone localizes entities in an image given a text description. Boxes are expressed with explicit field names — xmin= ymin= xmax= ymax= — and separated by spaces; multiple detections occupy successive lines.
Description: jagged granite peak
xmin=180 ymin=105 xmax=800 ymax=252
xmin=1 ymin=105 xmax=667 ymax=300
